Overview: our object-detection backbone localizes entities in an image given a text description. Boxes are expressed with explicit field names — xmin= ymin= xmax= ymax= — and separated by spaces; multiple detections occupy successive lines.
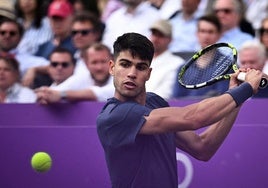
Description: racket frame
xmin=178 ymin=43 xmax=238 ymax=89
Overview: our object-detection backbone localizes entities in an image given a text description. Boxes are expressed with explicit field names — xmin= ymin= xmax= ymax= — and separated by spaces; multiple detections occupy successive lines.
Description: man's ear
xmin=109 ymin=60 xmax=115 ymax=75
xmin=146 ymin=67 xmax=152 ymax=81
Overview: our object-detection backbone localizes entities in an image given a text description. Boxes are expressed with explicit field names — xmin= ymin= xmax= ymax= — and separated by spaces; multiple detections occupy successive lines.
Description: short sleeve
xmin=97 ymin=101 xmax=152 ymax=148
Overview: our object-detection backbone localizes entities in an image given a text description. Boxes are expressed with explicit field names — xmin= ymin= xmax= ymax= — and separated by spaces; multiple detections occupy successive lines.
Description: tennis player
xmin=96 ymin=32 xmax=263 ymax=187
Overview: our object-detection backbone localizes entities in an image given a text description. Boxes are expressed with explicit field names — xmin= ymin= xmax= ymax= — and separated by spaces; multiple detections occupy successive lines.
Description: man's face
xmin=0 ymin=22 xmax=21 ymax=51
xmin=239 ymin=48 xmax=264 ymax=71
xmin=110 ymin=50 xmax=151 ymax=101
xmin=0 ymin=59 xmax=17 ymax=90
xmin=86 ymin=48 xmax=111 ymax=86
xmin=48 ymin=52 xmax=75 ymax=84
xmin=149 ymin=29 xmax=171 ymax=55
xmin=197 ymin=20 xmax=221 ymax=48
xmin=71 ymin=21 xmax=99 ymax=50
xmin=213 ymin=0 xmax=240 ymax=31
xmin=49 ymin=16 xmax=72 ymax=36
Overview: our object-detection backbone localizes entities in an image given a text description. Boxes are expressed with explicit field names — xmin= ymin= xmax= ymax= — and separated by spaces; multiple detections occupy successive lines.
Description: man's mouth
xmin=124 ymin=81 xmax=136 ymax=89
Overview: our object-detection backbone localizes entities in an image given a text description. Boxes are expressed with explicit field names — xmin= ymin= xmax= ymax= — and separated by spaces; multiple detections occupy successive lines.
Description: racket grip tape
xmin=237 ymin=72 xmax=268 ymax=89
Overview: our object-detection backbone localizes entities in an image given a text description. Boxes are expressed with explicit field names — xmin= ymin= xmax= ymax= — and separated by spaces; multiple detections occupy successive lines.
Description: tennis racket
xmin=178 ymin=43 xmax=268 ymax=89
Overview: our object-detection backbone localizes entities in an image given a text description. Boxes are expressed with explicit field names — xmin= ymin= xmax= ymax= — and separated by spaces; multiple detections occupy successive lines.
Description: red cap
xmin=48 ymin=0 xmax=73 ymax=18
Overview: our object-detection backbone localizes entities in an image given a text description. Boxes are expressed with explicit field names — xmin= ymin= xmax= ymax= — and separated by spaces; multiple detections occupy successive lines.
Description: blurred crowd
xmin=0 ymin=0 xmax=268 ymax=104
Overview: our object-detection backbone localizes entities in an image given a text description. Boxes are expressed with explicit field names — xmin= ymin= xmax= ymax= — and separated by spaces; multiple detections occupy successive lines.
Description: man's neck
xmin=126 ymin=2 xmax=141 ymax=14
xmin=114 ymin=87 xmax=147 ymax=105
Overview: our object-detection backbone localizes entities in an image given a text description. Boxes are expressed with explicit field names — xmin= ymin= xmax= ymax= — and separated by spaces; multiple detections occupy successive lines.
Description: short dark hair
xmin=48 ymin=47 xmax=76 ymax=65
xmin=72 ymin=11 xmax=104 ymax=41
xmin=0 ymin=19 xmax=24 ymax=37
xmin=198 ymin=14 xmax=222 ymax=32
xmin=0 ymin=55 xmax=20 ymax=79
xmin=15 ymin=0 xmax=46 ymax=29
xmin=113 ymin=33 xmax=154 ymax=65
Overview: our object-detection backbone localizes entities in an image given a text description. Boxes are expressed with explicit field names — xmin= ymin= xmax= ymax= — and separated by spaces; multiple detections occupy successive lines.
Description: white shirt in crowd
xmin=17 ymin=17 xmax=53 ymax=55
xmin=102 ymin=1 xmax=160 ymax=51
xmin=50 ymin=51 xmax=92 ymax=91
xmin=146 ymin=50 xmax=185 ymax=99
xmin=89 ymin=76 xmax=114 ymax=102
xmin=4 ymin=83 xmax=36 ymax=103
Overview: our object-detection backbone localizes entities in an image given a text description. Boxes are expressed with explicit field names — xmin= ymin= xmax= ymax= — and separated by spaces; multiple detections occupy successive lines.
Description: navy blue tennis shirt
xmin=97 ymin=93 xmax=178 ymax=188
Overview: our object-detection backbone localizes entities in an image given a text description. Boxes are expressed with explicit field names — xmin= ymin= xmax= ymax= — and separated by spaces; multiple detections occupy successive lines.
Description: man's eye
xmin=136 ymin=65 xmax=147 ymax=71
xmin=121 ymin=62 xmax=130 ymax=68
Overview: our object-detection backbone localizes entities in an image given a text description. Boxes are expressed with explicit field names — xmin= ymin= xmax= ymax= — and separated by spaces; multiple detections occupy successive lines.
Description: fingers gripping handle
xmin=237 ymin=72 xmax=268 ymax=89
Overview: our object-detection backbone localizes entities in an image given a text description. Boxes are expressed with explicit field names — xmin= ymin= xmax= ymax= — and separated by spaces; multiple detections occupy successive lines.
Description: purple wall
xmin=0 ymin=99 xmax=268 ymax=188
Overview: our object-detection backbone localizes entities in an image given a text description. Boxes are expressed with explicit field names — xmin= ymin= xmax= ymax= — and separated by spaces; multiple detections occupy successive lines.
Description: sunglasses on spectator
xmin=259 ymin=28 xmax=268 ymax=35
xmin=0 ymin=30 xmax=18 ymax=37
xmin=71 ymin=29 xmax=94 ymax=36
xmin=214 ymin=8 xmax=234 ymax=14
xmin=50 ymin=62 xmax=71 ymax=68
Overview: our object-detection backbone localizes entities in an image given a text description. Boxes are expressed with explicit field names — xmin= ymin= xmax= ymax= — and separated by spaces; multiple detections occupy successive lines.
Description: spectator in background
xmin=24 ymin=11 xmax=104 ymax=90
xmin=33 ymin=0 xmax=76 ymax=87
xmin=0 ymin=19 xmax=49 ymax=78
xmin=258 ymin=17 xmax=268 ymax=75
xmin=53 ymin=10 xmax=104 ymax=91
xmin=0 ymin=0 xmax=16 ymax=22
xmin=35 ymin=0 xmax=76 ymax=59
xmin=71 ymin=11 xmax=104 ymax=53
xmin=168 ymin=0 xmax=203 ymax=53
xmin=172 ymin=14 xmax=229 ymax=99
xmin=146 ymin=19 xmax=184 ymax=99
xmin=15 ymin=0 xmax=53 ymax=55
xmin=238 ymin=40 xmax=268 ymax=98
xmin=102 ymin=0 xmax=160 ymax=51
xmin=35 ymin=43 xmax=114 ymax=104
xmin=0 ymin=56 xmax=36 ymax=103
xmin=205 ymin=0 xmax=255 ymax=37
xmin=195 ymin=14 xmax=222 ymax=49
xmin=70 ymin=0 xmax=101 ymax=18
xmin=212 ymin=0 xmax=253 ymax=49
xmin=239 ymin=41 xmax=266 ymax=71
xmin=71 ymin=0 xmax=105 ymax=40
xmin=47 ymin=47 xmax=76 ymax=88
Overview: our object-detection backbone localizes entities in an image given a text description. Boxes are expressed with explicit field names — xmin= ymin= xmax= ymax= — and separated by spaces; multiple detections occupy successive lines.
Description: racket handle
xmin=237 ymin=72 xmax=268 ymax=89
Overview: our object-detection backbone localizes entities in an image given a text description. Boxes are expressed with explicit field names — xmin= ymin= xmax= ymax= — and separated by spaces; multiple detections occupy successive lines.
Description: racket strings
xmin=181 ymin=47 xmax=234 ymax=85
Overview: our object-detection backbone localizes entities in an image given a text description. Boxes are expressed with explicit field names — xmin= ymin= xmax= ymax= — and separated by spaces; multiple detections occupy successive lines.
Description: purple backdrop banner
xmin=0 ymin=99 xmax=268 ymax=188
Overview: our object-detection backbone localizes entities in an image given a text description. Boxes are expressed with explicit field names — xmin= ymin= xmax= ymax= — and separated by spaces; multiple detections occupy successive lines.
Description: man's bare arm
xmin=142 ymin=93 xmax=237 ymax=134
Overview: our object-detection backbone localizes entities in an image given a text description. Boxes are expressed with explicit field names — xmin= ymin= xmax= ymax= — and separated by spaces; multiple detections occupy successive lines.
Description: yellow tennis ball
xmin=31 ymin=152 xmax=52 ymax=172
